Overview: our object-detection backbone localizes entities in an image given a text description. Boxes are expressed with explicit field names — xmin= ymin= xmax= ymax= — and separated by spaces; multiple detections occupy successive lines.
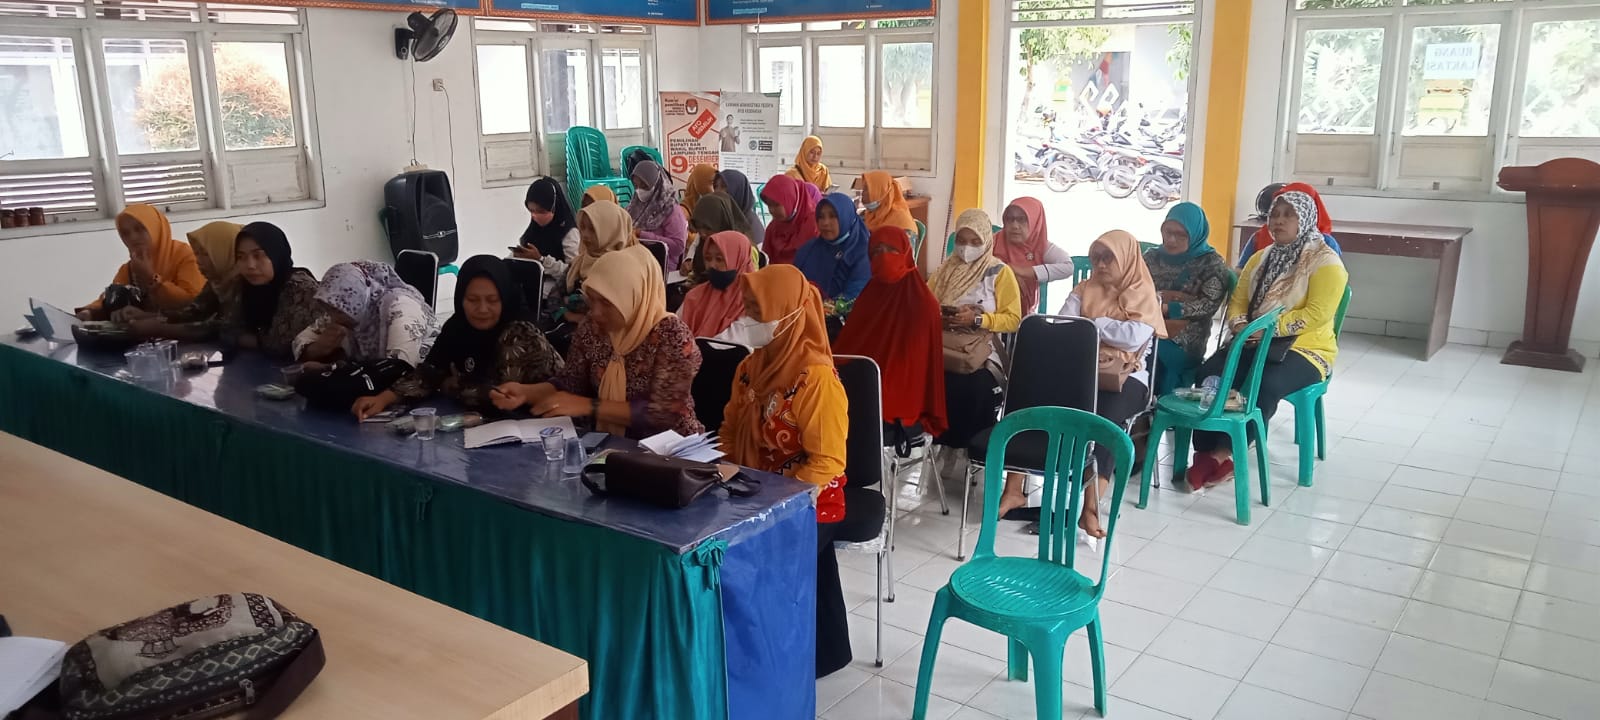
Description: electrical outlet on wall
xmin=431 ymin=78 xmax=445 ymax=92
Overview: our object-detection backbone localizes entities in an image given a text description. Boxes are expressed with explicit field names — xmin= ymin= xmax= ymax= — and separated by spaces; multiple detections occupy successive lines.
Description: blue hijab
xmin=793 ymin=193 xmax=870 ymax=302
xmin=1151 ymin=201 xmax=1216 ymax=264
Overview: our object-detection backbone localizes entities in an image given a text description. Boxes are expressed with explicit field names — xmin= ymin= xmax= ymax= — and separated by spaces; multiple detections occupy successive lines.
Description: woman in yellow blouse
xmin=1184 ymin=190 xmax=1348 ymax=491
xmin=77 ymin=204 xmax=207 ymax=320
xmin=786 ymin=135 xmax=832 ymax=193
xmin=721 ymin=263 xmax=880 ymax=678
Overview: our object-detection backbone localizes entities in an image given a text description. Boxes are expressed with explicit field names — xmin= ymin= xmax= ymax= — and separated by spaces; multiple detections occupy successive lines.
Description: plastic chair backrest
xmin=395 ymin=249 xmax=439 ymax=307
xmin=834 ymin=355 xmax=885 ymax=489
xmin=974 ymin=406 xmax=1133 ymax=597
xmin=1332 ymin=285 xmax=1353 ymax=338
xmin=1071 ymin=256 xmax=1092 ymax=285
xmin=640 ymin=239 xmax=669 ymax=277
xmin=691 ymin=338 xmax=749 ymax=434
xmin=619 ymin=145 xmax=661 ymax=177
xmin=944 ymin=225 xmax=1003 ymax=258
xmin=1006 ymin=314 xmax=1099 ymax=415
xmin=506 ymin=257 xmax=544 ymax=319
xmin=913 ymin=220 xmax=927 ymax=256
xmin=1138 ymin=241 xmax=1160 ymax=256
xmin=1202 ymin=309 xmax=1283 ymax=421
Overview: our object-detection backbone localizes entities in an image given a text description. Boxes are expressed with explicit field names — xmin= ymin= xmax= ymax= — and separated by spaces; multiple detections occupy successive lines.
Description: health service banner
xmin=661 ymin=92 xmax=723 ymax=178
xmin=703 ymin=0 xmax=933 ymax=24
xmin=717 ymin=92 xmax=782 ymax=181
xmin=485 ymin=0 xmax=697 ymax=25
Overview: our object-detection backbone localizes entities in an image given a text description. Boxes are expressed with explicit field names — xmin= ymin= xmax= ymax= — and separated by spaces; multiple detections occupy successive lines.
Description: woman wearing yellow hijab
xmin=786 ymin=136 xmax=832 ymax=193
xmin=77 ymin=204 xmax=207 ymax=319
xmin=565 ymin=200 xmax=638 ymax=292
xmin=859 ymin=170 xmax=916 ymax=235
xmin=682 ymin=164 xmax=718 ymax=217
xmin=125 ymin=220 xmax=243 ymax=340
xmin=720 ymin=263 xmax=877 ymax=678
xmin=581 ymin=185 xmax=617 ymax=208
xmin=495 ymin=244 xmax=703 ymax=438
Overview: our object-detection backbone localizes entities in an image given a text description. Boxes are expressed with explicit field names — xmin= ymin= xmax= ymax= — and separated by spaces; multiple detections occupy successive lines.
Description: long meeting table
xmin=0 ymin=335 xmax=817 ymax=720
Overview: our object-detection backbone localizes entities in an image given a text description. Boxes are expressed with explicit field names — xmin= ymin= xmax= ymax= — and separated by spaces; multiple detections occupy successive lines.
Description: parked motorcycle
xmin=1134 ymin=153 xmax=1183 ymax=210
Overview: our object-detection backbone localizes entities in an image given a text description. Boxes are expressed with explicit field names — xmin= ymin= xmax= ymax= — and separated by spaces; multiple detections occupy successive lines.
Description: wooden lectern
xmin=1496 ymin=158 xmax=1600 ymax=372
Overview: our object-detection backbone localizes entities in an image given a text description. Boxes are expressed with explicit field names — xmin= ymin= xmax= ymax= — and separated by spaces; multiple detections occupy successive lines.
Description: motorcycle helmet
xmin=1252 ymin=182 xmax=1288 ymax=219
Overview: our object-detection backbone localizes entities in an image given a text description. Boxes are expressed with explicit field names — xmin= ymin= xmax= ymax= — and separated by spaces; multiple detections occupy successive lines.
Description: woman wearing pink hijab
xmin=677 ymin=231 xmax=755 ymax=338
xmin=759 ymin=174 xmax=821 ymax=265
xmin=992 ymin=197 xmax=1075 ymax=315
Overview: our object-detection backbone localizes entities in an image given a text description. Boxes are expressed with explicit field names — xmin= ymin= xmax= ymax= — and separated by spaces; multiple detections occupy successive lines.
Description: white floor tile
xmin=826 ymin=676 xmax=962 ymax=720
xmin=1215 ymin=683 xmax=1345 ymax=720
xmin=1532 ymin=536 xmax=1600 ymax=573
xmin=1234 ymin=534 xmax=1335 ymax=576
xmin=1395 ymin=600 xmax=1511 ymax=656
xmin=1374 ymin=484 xmax=1461 ymax=518
xmin=1358 ymin=505 xmax=1451 ymax=542
xmin=1152 ymin=516 xmax=1256 ymax=557
xmin=1338 ymin=527 xmax=1439 ymax=568
xmin=1453 ymin=498 xmax=1547 ymax=536
xmin=1124 ymin=540 xmax=1232 ymax=586
xmin=817 ymin=666 xmax=874 ymax=715
xmin=1321 ymin=551 xmax=1425 ymax=597
xmin=1550 ymin=492 xmax=1600 ymax=522
xmin=1301 ymin=475 xmax=1386 ymax=504
xmin=1272 ymin=609 xmax=1389 ymax=667
xmin=1110 ymin=654 xmax=1239 ymax=720
xmin=1060 ymin=630 xmax=1139 ymax=690
xmin=1428 ymin=545 xmax=1531 ymax=588
xmin=845 ymin=611 xmax=921 ymax=671
xmin=1258 ymin=512 xmax=1354 ymax=550
xmin=1466 ymin=477 xmax=1555 ymax=513
xmin=1104 ymin=566 xmax=1202 ymax=615
xmin=1501 ymin=623 xmax=1600 ymax=683
xmin=1350 ymin=672 xmax=1486 ymax=720
xmin=1177 ymin=587 xmax=1293 ymax=643
xmin=1094 ymin=599 xmax=1173 ymax=652
xmin=1477 ymin=461 xmax=1562 ymax=492
xmin=1512 ymin=592 xmax=1600 ymax=644
xmin=1388 ymin=466 xmax=1472 ymax=496
xmin=1373 ymin=634 xmax=1498 ymax=697
xmin=1296 ymin=579 xmax=1409 ymax=629
xmin=1211 ymin=558 xmax=1318 ymax=607
xmin=1242 ymin=645 xmax=1370 ymax=711
xmin=1523 ymin=562 xmax=1600 ymax=604
xmin=1488 ymin=659 xmax=1600 ymax=720
xmin=1410 ymin=570 xmax=1521 ymax=620
xmin=1441 ymin=519 xmax=1539 ymax=561
xmin=1146 ymin=618 xmax=1268 ymax=680
xmin=1541 ymin=513 xmax=1600 ymax=546
xmin=881 ymin=641 xmax=1003 ymax=705
xmin=1280 ymin=492 xmax=1371 ymax=525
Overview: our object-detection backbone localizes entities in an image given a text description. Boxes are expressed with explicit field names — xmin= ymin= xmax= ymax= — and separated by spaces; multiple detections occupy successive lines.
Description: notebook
xmin=639 ymin=430 xmax=724 ymax=463
xmin=0 ymin=636 xmax=68 ymax=714
xmin=26 ymin=298 xmax=80 ymax=342
xmin=464 ymin=416 xmax=578 ymax=449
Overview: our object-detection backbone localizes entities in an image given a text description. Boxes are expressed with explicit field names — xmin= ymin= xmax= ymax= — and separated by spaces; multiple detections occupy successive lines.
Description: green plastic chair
xmin=564 ymin=126 xmax=633 ymax=208
xmin=913 ymin=220 xmax=927 ymax=258
xmin=1139 ymin=308 xmax=1283 ymax=525
xmin=617 ymin=144 xmax=662 ymax=174
xmin=1283 ymin=285 xmax=1354 ymax=487
xmin=1138 ymin=241 xmax=1160 ymax=255
xmin=1071 ymin=256 xmax=1091 ymax=285
xmin=912 ymin=406 xmax=1133 ymax=720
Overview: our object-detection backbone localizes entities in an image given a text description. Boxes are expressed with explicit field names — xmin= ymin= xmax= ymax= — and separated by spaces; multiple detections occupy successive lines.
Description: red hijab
xmin=833 ymin=227 xmax=948 ymax=435
xmin=759 ymin=175 xmax=819 ymax=265
xmin=993 ymin=197 xmax=1051 ymax=314
xmin=1251 ymin=182 xmax=1332 ymax=253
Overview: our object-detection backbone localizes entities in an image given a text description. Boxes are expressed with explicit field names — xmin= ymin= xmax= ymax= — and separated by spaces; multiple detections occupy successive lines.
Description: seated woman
xmin=628 ymin=160 xmax=689 ymax=271
xmin=679 ymin=231 xmax=755 ymax=338
xmin=352 ymin=255 xmax=563 ymax=420
xmin=223 ymin=222 xmax=321 ymax=360
xmin=759 ymin=175 xmax=819 ymax=266
xmin=683 ymin=192 xmax=752 ymax=281
xmin=493 ymin=245 xmax=703 ymax=439
xmin=511 ymin=177 xmax=580 ymax=304
xmin=859 ymin=170 xmax=917 ymax=237
xmin=124 ymin=220 xmax=242 ymax=340
xmin=992 ymin=197 xmax=1074 ymax=316
xmin=793 ymin=193 xmax=870 ymax=307
xmin=786 ymin=135 xmax=832 ymax=193
xmin=77 ymin=204 xmax=207 ymax=320
xmin=1186 ymin=190 xmax=1348 ymax=491
xmin=721 ymin=264 xmax=875 ymax=678
xmin=1048 ymin=230 xmax=1165 ymax=537
xmin=1238 ymin=182 xmax=1342 ymax=268
xmin=557 ymin=200 xmax=638 ymax=324
xmin=581 ymin=185 xmax=616 ymax=208
xmin=682 ymin=163 xmax=717 ymax=220
xmin=294 ymin=260 xmax=437 ymax=366
xmin=716 ymin=169 xmax=765 ymax=249
xmin=929 ymin=209 xmax=1021 ymax=492
xmin=834 ymin=227 xmax=948 ymax=442
xmin=1144 ymin=202 xmax=1232 ymax=396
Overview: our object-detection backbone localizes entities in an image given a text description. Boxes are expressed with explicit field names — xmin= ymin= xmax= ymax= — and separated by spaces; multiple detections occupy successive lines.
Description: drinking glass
xmin=410 ymin=408 xmax=438 ymax=440
xmin=540 ymin=427 xmax=566 ymax=461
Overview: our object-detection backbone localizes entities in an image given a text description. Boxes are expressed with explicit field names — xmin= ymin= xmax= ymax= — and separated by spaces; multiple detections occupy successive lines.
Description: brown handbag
xmin=581 ymin=451 xmax=757 ymax=509
xmin=942 ymin=327 xmax=995 ymax=375
xmin=1097 ymin=347 xmax=1140 ymax=391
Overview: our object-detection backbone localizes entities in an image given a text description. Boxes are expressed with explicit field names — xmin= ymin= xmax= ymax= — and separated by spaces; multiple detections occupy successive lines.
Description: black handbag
xmin=292 ymin=358 xmax=411 ymax=411
xmin=581 ymin=451 xmax=757 ymax=509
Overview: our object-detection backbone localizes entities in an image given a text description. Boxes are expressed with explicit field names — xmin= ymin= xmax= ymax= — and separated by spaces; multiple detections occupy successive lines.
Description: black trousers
xmin=1093 ymin=376 xmax=1148 ymax=476
xmin=1192 ymin=348 xmax=1322 ymax=452
xmin=814 ymin=486 xmax=887 ymax=678
xmin=937 ymin=368 xmax=1003 ymax=449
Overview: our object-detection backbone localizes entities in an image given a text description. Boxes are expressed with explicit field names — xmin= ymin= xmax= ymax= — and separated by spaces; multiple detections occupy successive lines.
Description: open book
xmin=463 ymin=416 xmax=577 ymax=449
xmin=639 ymin=430 xmax=724 ymax=463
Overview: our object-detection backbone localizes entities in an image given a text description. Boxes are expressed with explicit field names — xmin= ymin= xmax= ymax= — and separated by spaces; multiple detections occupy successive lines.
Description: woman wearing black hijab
xmin=352 ymin=255 xmax=563 ymax=420
xmin=512 ymin=177 xmax=580 ymax=302
xmin=224 ymin=221 xmax=320 ymax=360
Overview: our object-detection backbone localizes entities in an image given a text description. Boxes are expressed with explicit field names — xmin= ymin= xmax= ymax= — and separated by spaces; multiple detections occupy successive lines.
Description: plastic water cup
xmin=410 ymin=408 xmax=438 ymax=440
xmin=540 ymin=427 xmax=566 ymax=462
xmin=562 ymin=436 xmax=585 ymax=475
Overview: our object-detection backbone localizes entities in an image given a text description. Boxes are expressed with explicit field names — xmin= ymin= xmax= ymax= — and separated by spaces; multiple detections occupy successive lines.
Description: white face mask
xmin=734 ymin=306 xmax=801 ymax=349
xmin=957 ymin=244 xmax=984 ymax=264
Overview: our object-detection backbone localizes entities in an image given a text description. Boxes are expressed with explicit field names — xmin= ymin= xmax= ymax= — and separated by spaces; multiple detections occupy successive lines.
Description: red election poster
xmin=660 ymin=91 xmax=722 ymax=177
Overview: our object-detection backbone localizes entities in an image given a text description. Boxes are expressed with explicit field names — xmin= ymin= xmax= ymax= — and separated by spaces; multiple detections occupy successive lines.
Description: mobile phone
xmin=14 ymin=325 xmax=39 ymax=338
xmin=507 ymin=246 xmax=521 ymax=253
xmin=940 ymin=305 xmax=958 ymax=316
xmin=255 ymin=383 xmax=296 ymax=401
xmin=581 ymin=431 xmax=610 ymax=451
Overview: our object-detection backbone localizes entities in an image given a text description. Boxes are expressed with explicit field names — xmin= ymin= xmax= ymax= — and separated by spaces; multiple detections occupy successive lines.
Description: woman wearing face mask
xmin=793 ymin=193 xmax=870 ymax=307
xmin=493 ymin=244 xmax=703 ymax=439
xmin=77 ymin=204 xmax=208 ymax=320
xmin=1184 ymin=191 xmax=1347 ymax=492
xmin=759 ymin=175 xmax=820 ymax=266
xmin=352 ymin=255 xmax=563 ymax=420
xmin=1143 ymin=202 xmax=1232 ymax=396
xmin=680 ymin=231 xmax=755 ymax=338
xmin=294 ymin=260 xmax=437 ymax=366
xmin=859 ymin=170 xmax=917 ymax=236
xmin=993 ymin=198 xmax=1075 ymax=315
xmin=786 ymin=136 xmax=832 ymax=193
xmin=223 ymin=222 xmax=321 ymax=359
xmin=512 ymin=177 xmax=580 ymax=300
xmin=721 ymin=264 xmax=873 ymax=678
xmin=833 ymin=227 xmax=948 ymax=439
xmin=716 ymin=169 xmax=765 ymax=249
xmin=628 ymin=160 xmax=689 ymax=271
xmin=928 ymin=209 xmax=1021 ymax=474
xmin=122 ymin=220 xmax=242 ymax=340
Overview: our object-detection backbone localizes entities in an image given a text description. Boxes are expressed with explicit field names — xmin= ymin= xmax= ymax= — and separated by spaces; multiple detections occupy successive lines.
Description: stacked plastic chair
xmin=564 ymin=126 xmax=634 ymax=208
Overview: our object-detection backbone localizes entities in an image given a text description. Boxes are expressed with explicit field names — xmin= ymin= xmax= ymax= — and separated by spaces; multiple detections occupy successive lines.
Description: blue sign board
xmin=487 ymin=0 xmax=698 ymax=24
xmin=704 ymin=0 xmax=933 ymax=23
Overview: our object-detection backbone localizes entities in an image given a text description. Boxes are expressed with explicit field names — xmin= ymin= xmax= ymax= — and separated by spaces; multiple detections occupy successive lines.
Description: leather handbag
xmin=942 ymin=327 xmax=994 ymax=375
xmin=57 ymin=593 xmax=324 ymax=720
xmin=581 ymin=451 xmax=757 ymax=509
xmin=1097 ymin=348 xmax=1139 ymax=391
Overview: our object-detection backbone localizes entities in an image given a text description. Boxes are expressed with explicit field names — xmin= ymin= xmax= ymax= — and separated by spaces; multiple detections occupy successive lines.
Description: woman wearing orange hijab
xmin=721 ymin=264 xmax=876 ymax=678
xmin=77 ymin=204 xmax=207 ymax=320
xmin=786 ymin=135 xmax=832 ymax=193
xmin=859 ymin=170 xmax=916 ymax=236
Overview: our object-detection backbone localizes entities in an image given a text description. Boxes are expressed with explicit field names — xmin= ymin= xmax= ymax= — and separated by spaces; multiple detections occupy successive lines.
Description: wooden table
xmin=1235 ymin=219 xmax=1470 ymax=359
xmin=0 ymin=432 xmax=588 ymax=720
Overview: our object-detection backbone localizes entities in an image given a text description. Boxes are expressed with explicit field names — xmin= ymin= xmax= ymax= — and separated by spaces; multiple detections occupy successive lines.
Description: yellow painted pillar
xmin=1199 ymin=0 xmax=1253 ymax=260
xmin=950 ymin=0 xmax=990 ymax=216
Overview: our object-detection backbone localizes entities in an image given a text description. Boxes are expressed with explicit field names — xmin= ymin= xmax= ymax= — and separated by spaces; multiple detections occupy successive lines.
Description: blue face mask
xmin=862 ymin=200 xmax=881 ymax=211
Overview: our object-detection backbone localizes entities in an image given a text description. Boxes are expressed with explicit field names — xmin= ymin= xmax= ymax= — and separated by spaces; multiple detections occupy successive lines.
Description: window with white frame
xmin=1283 ymin=0 xmax=1600 ymax=195
xmin=471 ymin=19 xmax=655 ymax=186
xmin=746 ymin=19 xmax=936 ymax=173
xmin=0 ymin=0 xmax=315 ymax=227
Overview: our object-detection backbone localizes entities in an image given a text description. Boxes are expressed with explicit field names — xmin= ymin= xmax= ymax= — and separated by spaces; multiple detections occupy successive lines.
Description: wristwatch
xmin=971 ymin=314 xmax=983 ymax=329
xmin=590 ymin=398 xmax=600 ymax=422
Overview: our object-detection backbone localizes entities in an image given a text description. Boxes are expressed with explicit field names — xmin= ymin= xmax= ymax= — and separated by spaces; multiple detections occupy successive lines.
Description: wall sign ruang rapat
xmin=1497 ymin=157 xmax=1600 ymax=373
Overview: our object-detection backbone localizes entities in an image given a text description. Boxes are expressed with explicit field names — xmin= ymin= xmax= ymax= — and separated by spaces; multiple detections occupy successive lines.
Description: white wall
xmin=1235 ymin=0 xmax=1600 ymax=351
